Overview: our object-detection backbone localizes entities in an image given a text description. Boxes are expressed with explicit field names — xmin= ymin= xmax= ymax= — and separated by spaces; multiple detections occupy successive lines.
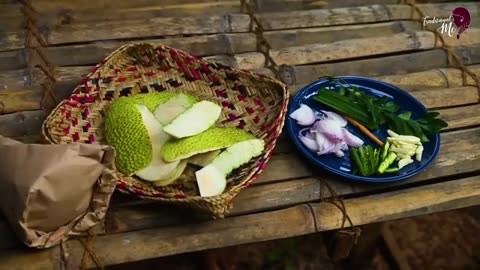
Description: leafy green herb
xmin=313 ymin=88 xmax=401 ymax=130
xmin=313 ymin=78 xmax=448 ymax=142
xmin=385 ymin=112 xmax=447 ymax=143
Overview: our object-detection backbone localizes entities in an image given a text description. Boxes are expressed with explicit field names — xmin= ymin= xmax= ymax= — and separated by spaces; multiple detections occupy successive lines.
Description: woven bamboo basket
xmin=42 ymin=43 xmax=288 ymax=217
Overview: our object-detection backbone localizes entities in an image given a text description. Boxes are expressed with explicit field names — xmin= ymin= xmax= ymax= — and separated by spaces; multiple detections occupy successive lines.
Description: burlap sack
xmin=0 ymin=136 xmax=118 ymax=248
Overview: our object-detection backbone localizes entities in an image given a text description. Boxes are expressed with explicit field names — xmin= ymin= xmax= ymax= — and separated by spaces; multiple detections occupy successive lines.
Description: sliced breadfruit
xmin=152 ymin=160 xmax=188 ymax=187
xmin=195 ymin=139 xmax=265 ymax=197
xmin=163 ymin=100 xmax=221 ymax=139
xmin=153 ymin=93 xmax=196 ymax=125
xmin=161 ymin=127 xmax=255 ymax=162
xmin=134 ymin=104 xmax=181 ymax=181
xmin=188 ymin=150 xmax=222 ymax=167
xmin=211 ymin=139 xmax=265 ymax=175
xmin=105 ymin=92 xmax=185 ymax=175
xmin=195 ymin=164 xmax=227 ymax=197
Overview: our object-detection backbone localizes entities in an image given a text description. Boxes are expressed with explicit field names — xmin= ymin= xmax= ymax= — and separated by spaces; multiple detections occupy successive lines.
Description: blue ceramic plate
xmin=286 ymin=76 xmax=441 ymax=183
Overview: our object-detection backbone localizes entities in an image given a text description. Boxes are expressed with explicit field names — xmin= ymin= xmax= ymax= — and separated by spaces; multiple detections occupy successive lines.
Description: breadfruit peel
xmin=161 ymin=127 xmax=255 ymax=162
xmin=195 ymin=139 xmax=265 ymax=197
xmin=104 ymin=93 xmax=194 ymax=178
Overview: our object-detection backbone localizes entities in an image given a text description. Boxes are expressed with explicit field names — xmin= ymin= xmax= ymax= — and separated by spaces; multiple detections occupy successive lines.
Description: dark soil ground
xmin=109 ymin=206 xmax=480 ymax=270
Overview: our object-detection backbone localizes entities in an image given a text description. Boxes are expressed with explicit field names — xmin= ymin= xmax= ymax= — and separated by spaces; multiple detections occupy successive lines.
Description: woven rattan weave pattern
xmin=42 ymin=43 xmax=289 ymax=217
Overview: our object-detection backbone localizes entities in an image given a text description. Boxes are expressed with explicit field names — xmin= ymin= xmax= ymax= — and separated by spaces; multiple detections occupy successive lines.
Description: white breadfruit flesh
xmin=188 ymin=150 xmax=222 ymax=167
xmin=195 ymin=164 xmax=227 ymax=197
xmin=152 ymin=160 xmax=188 ymax=187
xmin=134 ymin=104 xmax=181 ymax=181
xmin=195 ymin=139 xmax=265 ymax=197
xmin=153 ymin=94 xmax=195 ymax=125
xmin=104 ymin=92 xmax=197 ymax=177
xmin=163 ymin=100 xmax=221 ymax=139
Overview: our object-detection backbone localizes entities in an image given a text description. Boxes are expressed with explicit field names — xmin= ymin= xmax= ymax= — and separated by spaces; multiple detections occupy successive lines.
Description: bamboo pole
xmin=1 ymin=73 xmax=479 ymax=132
xmin=0 ymin=21 xmax=419 ymax=70
xmin=269 ymin=29 xmax=480 ymax=66
xmin=1 ymin=58 xmax=480 ymax=115
xmin=254 ymin=0 xmax=398 ymax=11
xmin=376 ymin=65 xmax=480 ymax=89
xmin=2 ymin=23 xmax=479 ymax=73
xmin=2 ymin=2 xmax=479 ymax=51
xmin=256 ymin=2 xmax=478 ymax=30
xmin=280 ymin=45 xmax=480 ymax=85
xmin=0 ymin=175 xmax=478 ymax=269
xmin=263 ymin=21 xmax=422 ymax=49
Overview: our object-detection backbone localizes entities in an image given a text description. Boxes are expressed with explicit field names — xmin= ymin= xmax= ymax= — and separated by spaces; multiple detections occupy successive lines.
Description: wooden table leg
xmin=327 ymin=223 xmax=384 ymax=269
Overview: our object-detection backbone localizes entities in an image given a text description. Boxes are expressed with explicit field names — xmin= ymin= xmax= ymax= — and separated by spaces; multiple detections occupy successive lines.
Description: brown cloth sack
xmin=0 ymin=136 xmax=118 ymax=249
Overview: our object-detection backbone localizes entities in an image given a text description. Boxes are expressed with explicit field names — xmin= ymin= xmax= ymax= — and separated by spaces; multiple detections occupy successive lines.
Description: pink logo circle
xmin=452 ymin=7 xmax=471 ymax=39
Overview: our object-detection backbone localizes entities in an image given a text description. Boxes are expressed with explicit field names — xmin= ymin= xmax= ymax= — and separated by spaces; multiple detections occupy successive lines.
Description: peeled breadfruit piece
xmin=153 ymin=93 xmax=197 ymax=125
xmin=161 ymin=127 xmax=255 ymax=162
xmin=104 ymin=93 xmax=188 ymax=178
xmin=152 ymin=160 xmax=188 ymax=187
xmin=188 ymin=150 xmax=222 ymax=167
xmin=133 ymin=105 xmax=181 ymax=181
xmin=195 ymin=139 xmax=265 ymax=197
xmin=128 ymin=92 xmax=187 ymax=111
xmin=195 ymin=164 xmax=227 ymax=197
xmin=163 ymin=100 xmax=221 ymax=139
xmin=210 ymin=139 xmax=265 ymax=175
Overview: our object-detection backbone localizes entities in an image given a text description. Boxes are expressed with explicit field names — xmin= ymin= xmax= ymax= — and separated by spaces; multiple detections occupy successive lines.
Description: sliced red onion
xmin=342 ymin=129 xmax=364 ymax=147
xmin=298 ymin=128 xmax=318 ymax=152
xmin=314 ymin=111 xmax=326 ymax=120
xmin=304 ymin=129 xmax=315 ymax=140
xmin=290 ymin=104 xmax=315 ymax=126
xmin=313 ymin=119 xmax=344 ymax=143
xmin=315 ymin=132 xmax=343 ymax=156
xmin=321 ymin=110 xmax=347 ymax=127
xmin=334 ymin=150 xmax=345 ymax=158
xmin=314 ymin=132 xmax=330 ymax=154
xmin=329 ymin=142 xmax=347 ymax=154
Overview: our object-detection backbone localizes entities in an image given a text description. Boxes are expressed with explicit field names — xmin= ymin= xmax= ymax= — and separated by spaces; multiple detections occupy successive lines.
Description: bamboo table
xmin=0 ymin=0 xmax=479 ymax=269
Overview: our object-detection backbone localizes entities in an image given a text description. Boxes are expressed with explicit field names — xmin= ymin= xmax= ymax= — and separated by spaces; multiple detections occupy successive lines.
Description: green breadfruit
xmin=128 ymin=92 xmax=197 ymax=111
xmin=161 ymin=127 xmax=255 ymax=162
xmin=196 ymin=139 xmax=265 ymax=197
xmin=154 ymin=93 xmax=196 ymax=125
xmin=163 ymin=100 xmax=221 ymax=139
xmin=152 ymin=160 xmax=188 ymax=187
xmin=104 ymin=92 xmax=197 ymax=176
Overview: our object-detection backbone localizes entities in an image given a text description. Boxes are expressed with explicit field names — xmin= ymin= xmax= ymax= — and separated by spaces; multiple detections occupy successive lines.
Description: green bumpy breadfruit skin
xmin=161 ymin=127 xmax=255 ymax=162
xmin=104 ymin=92 xmax=197 ymax=175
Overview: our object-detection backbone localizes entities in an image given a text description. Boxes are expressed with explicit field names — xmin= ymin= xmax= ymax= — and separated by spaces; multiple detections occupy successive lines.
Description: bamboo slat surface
xmin=0 ymin=0 xmax=479 ymax=268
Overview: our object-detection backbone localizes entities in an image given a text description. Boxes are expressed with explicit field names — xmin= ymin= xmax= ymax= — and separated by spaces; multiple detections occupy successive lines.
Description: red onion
xmin=314 ymin=131 xmax=337 ymax=155
xmin=290 ymin=104 xmax=316 ymax=126
xmin=313 ymin=119 xmax=344 ymax=143
xmin=298 ymin=128 xmax=318 ymax=152
xmin=321 ymin=110 xmax=347 ymax=127
xmin=342 ymin=129 xmax=364 ymax=147
xmin=295 ymin=109 xmax=363 ymax=157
